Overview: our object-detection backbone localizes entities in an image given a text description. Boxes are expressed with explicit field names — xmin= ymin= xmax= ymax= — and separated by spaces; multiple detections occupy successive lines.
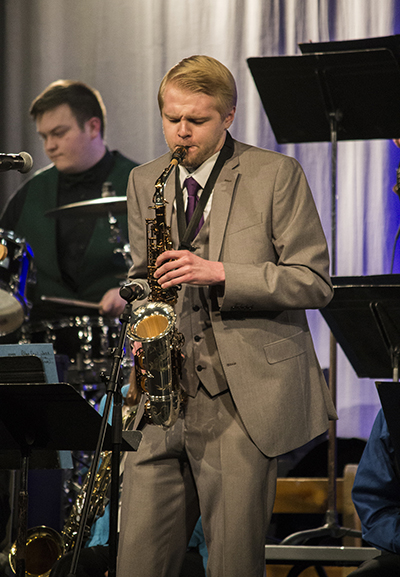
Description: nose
xmin=44 ymin=135 xmax=57 ymax=153
xmin=177 ymin=120 xmax=191 ymax=139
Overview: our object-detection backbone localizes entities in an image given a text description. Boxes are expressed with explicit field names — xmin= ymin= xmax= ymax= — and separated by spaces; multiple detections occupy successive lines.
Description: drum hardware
xmin=113 ymin=243 xmax=132 ymax=271
xmin=0 ymin=229 xmax=35 ymax=336
xmin=101 ymin=211 xmax=131 ymax=264
xmin=100 ymin=181 xmax=116 ymax=198
xmin=23 ymin=315 xmax=132 ymax=391
xmin=0 ymin=244 xmax=8 ymax=261
xmin=101 ymin=183 xmax=127 ymax=249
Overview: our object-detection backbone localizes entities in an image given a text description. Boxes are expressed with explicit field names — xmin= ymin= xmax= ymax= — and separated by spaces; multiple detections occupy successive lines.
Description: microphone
xmin=119 ymin=279 xmax=150 ymax=302
xmin=0 ymin=152 xmax=33 ymax=174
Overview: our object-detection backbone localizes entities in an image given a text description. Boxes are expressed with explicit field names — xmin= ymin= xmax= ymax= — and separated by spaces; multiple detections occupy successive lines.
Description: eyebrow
xmin=37 ymin=124 xmax=70 ymax=137
xmin=164 ymin=113 xmax=210 ymax=123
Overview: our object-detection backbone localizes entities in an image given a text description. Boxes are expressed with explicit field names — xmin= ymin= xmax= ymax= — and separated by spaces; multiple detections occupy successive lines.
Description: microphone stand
xmin=67 ymin=283 xmax=143 ymax=577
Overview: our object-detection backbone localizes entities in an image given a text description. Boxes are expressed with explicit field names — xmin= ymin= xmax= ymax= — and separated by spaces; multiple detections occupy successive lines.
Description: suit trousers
xmin=117 ymin=386 xmax=277 ymax=577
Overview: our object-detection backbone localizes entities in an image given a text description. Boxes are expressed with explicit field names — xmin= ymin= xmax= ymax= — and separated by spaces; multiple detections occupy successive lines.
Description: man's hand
xmin=154 ymin=249 xmax=225 ymax=288
xmin=99 ymin=287 xmax=126 ymax=317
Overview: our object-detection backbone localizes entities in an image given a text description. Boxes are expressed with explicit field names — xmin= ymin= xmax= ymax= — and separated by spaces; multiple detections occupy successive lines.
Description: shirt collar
xmin=178 ymin=150 xmax=220 ymax=191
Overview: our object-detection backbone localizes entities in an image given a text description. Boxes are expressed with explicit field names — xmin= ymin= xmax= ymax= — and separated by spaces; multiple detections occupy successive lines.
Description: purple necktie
xmin=185 ymin=176 xmax=204 ymax=237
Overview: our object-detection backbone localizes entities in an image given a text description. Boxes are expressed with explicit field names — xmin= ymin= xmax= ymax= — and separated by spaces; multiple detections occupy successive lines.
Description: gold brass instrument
xmin=60 ymin=449 xmax=113 ymax=554
xmin=9 ymin=527 xmax=63 ymax=577
xmin=9 ymin=405 xmax=137 ymax=577
xmin=127 ymin=146 xmax=187 ymax=428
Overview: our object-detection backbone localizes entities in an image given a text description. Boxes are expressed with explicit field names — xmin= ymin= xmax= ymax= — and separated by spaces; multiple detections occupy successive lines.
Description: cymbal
xmin=45 ymin=196 xmax=127 ymax=217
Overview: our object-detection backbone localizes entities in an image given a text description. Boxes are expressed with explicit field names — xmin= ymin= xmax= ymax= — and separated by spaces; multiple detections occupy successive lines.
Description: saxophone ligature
xmin=126 ymin=146 xmax=187 ymax=428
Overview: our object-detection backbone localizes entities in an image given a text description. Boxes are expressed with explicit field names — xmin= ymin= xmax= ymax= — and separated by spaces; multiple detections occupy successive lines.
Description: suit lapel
xmin=209 ymin=151 xmax=240 ymax=262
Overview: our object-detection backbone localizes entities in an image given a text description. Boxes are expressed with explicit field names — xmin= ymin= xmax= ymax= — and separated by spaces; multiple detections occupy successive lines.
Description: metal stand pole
xmin=282 ymin=111 xmax=361 ymax=545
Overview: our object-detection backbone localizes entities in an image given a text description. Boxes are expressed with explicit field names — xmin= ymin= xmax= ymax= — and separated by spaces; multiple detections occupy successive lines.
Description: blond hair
xmin=158 ymin=55 xmax=237 ymax=118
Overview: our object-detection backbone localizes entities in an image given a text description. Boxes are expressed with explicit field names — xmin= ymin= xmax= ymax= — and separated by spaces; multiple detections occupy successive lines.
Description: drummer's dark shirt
xmin=57 ymin=150 xmax=115 ymax=291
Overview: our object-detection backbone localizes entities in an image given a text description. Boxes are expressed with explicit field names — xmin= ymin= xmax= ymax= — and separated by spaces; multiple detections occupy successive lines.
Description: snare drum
xmin=0 ymin=229 xmax=35 ymax=335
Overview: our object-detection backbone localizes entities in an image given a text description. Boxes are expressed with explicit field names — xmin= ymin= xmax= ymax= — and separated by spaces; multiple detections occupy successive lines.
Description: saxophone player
xmin=117 ymin=55 xmax=337 ymax=577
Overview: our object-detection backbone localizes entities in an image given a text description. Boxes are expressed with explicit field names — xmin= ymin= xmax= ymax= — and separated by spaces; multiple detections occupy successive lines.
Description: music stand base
xmin=281 ymin=511 xmax=362 ymax=545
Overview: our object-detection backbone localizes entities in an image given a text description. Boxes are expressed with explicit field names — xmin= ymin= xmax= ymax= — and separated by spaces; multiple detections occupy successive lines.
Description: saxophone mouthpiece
xmin=171 ymin=146 xmax=187 ymax=166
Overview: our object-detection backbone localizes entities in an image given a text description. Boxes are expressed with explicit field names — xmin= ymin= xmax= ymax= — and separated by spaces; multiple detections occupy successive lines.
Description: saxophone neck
xmin=153 ymin=146 xmax=188 ymax=200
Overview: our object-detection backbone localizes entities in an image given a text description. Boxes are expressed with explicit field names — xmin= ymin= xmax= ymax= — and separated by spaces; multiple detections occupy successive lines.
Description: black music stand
xmin=0 ymin=382 xmax=141 ymax=577
xmin=247 ymin=42 xmax=400 ymax=545
xmin=324 ymin=275 xmax=400 ymax=536
xmin=0 ymin=354 xmax=58 ymax=470
xmin=322 ymin=273 xmax=400 ymax=473
xmin=299 ymin=33 xmax=400 ymax=60
xmin=247 ymin=47 xmax=400 ymax=144
xmin=247 ymin=46 xmax=400 ymax=271
xmin=321 ymin=275 xmax=400 ymax=380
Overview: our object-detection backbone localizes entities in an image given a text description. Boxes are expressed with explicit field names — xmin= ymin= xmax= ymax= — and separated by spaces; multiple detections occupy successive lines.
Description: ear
xmin=224 ymin=107 xmax=236 ymax=130
xmin=86 ymin=116 xmax=102 ymax=139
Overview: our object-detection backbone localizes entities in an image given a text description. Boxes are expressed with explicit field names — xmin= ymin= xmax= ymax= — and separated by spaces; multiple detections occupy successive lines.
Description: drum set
xmin=0 ymin=229 xmax=35 ymax=336
xmin=0 ymin=192 xmax=132 ymax=404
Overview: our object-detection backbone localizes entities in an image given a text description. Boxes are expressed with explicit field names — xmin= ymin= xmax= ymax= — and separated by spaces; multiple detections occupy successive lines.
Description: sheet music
xmin=0 ymin=343 xmax=59 ymax=383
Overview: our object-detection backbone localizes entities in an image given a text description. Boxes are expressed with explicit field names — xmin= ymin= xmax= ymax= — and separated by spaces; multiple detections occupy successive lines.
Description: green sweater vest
xmin=13 ymin=152 xmax=136 ymax=318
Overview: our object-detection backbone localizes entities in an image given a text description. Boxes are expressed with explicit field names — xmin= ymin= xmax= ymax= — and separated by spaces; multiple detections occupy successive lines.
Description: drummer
xmin=0 ymin=79 xmax=138 ymax=326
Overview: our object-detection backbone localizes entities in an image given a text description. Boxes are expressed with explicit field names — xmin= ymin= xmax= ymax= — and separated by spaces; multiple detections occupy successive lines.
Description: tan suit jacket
xmin=127 ymin=137 xmax=337 ymax=458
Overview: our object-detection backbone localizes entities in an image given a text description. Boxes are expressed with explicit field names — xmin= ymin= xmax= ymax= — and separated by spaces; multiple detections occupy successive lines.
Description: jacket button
xmin=196 ymin=365 xmax=204 ymax=372
xmin=192 ymin=305 xmax=200 ymax=312
xmin=194 ymin=335 xmax=201 ymax=342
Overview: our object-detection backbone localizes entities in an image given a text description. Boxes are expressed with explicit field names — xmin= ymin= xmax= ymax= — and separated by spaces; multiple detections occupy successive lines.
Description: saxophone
xmin=126 ymin=146 xmax=187 ymax=428
xmin=9 ymin=405 xmax=137 ymax=577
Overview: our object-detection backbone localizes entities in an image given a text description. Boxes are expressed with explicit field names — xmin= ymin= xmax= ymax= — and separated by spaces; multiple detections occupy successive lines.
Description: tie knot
xmin=185 ymin=177 xmax=201 ymax=198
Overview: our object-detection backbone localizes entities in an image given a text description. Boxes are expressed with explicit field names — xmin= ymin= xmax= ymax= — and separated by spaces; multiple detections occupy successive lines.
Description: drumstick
xmin=41 ymin=295 xmax=101 ymax=309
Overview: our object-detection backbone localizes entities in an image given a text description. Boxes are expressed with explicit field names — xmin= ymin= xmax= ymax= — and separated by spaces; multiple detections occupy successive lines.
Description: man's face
xmin=161 ymin=84 xmax=235 ymax=170
xmin=36 ymin=103 xmax=100 ymax=173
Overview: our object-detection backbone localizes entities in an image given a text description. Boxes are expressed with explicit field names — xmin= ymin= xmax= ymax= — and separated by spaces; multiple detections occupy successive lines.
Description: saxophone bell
xmin=127 ymin=302 xmax=184 ymax=428
xmin=9 ymin=526 xmax=64 ymax=577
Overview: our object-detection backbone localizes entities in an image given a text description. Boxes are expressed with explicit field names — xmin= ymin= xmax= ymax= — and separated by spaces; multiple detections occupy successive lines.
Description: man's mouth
xmin=177 ymin=144 xmax=195 ymax=150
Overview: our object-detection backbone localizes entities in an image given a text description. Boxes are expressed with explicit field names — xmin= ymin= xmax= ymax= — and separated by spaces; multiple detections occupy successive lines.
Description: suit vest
xmin=172 ymin=213 xmax=228 ymax=397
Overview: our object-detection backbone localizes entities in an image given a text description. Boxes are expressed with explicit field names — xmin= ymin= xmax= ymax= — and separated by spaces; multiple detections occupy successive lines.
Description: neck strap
xmin=176 ymin=132 xmax=234 ymax=250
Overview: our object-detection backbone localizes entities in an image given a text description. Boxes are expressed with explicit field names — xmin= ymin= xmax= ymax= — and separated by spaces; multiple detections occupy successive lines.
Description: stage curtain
xmin=1 ymin=0 xmax=398 ymax=439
